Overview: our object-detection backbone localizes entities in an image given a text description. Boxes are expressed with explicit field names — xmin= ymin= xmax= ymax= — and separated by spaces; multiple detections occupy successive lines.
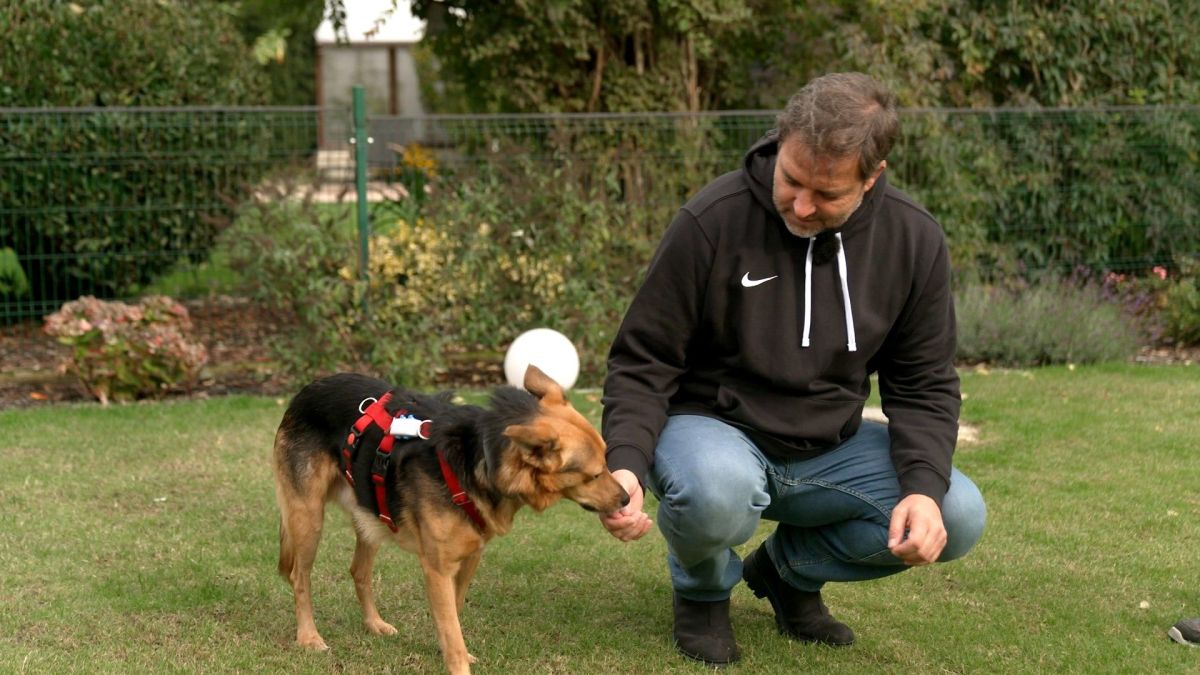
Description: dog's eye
xmin=590 ymin=472 xmax=603 ymax=481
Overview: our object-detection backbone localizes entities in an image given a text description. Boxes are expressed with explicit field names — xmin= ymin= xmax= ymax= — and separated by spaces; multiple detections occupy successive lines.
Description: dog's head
xmin=498 ymin=366 xmax=630 ymax=514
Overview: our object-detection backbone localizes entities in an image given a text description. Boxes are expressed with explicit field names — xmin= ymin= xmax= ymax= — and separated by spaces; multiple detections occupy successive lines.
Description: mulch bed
xmin=0 ymin=296 xmax=506 ymax=409
xmin=2 ymin=296 xmax=1194 ymax=410
xmin=1 ymin=297 xmax=298 ymax=409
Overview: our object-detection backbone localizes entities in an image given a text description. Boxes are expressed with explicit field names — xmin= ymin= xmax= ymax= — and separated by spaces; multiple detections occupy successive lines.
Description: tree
xmin=408 ymin=0 xmax=759 ymax=113
xmin=335 ymin=0 xmax=1199 ymax=112
xmin=213 ymin=0 xmax=326 ymax=105
xmin=818 ymin=0 xmax=1200 ymax=107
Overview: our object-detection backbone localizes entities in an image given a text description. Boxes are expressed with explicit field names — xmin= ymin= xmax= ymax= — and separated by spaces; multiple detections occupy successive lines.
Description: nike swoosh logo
xmin=741 ymin=272 xmax=778 ymax=288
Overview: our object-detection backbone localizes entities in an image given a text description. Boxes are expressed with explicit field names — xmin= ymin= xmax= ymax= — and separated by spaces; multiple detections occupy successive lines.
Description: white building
xmin=314 ymin=0 xmax=425 ymax=150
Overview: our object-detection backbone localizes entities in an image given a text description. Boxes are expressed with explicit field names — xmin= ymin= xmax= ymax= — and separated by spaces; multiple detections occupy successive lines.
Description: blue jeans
xmin=647 ymin=415 xmax=987 ymax=601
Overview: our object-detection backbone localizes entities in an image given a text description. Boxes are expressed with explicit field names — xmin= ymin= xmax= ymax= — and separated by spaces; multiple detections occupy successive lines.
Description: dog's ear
xmin=503 ymin=420 xmax=563 ymax=470
xmin=523 ymin=365 xmax=565 ymax=405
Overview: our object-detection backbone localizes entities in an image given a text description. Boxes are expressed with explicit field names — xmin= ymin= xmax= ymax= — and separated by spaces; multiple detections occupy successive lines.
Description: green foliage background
xmin=407 ymin=0 xmax=1200 ymax=113
xmin=0 ymin=0 xmax=266 ymax=107
xmin=0 ymin=0 xmax=281 ymax=311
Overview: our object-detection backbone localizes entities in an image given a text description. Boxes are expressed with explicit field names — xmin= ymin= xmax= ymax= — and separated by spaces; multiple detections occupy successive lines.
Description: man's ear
xmin=864 ymin=160 xmax=886 ymax=192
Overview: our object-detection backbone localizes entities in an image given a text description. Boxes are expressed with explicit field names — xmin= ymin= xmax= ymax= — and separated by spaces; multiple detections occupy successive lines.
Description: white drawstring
xmin=801 ymin=237 xmax=813 ymax=347
xmin=835 ymin=233 xmax=857 ymax=352
xmin=799 ymin=233 xmax=857 ymax=352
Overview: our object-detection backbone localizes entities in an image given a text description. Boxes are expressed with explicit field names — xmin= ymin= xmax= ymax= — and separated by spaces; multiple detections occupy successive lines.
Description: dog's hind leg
xmin=350 ymin=530 xmax=398 ymax=637
xmin=278 ymin=486 xmax=330 ymax=651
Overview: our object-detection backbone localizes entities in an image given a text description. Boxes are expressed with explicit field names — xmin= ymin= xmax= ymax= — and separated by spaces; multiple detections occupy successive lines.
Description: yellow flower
xmin=400 ymin=144 xmax=437 ymax=176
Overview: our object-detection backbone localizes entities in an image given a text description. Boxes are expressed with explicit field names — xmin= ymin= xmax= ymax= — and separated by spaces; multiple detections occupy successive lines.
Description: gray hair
xmin=776 ymin=72 xmax=899 ymax=179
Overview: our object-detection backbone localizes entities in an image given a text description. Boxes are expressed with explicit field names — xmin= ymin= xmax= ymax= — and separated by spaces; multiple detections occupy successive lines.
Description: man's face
xmin=772 ymin=136 xmax=884 ymax=238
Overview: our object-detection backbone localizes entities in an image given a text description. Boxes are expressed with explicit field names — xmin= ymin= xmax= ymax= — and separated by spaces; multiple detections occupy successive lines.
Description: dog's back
xmin=275 ymin=373 xmax=476 ymax=515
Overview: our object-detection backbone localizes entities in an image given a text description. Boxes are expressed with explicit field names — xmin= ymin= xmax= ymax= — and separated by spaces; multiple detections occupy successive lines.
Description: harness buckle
xmin=372 ymin=447 xmax=392 ymax=478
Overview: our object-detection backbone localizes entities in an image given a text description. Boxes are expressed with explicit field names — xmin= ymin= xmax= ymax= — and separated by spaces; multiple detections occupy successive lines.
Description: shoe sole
xmin=742 ymin=555 xmax=854 ymax=647
xmin=1169 ymin=626 xmax=1197 ymax=646
xmin=674 ymin=641 xmax=740 ymax=667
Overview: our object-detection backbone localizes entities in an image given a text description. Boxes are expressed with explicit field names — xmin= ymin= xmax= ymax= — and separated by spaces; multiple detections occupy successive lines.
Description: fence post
xmin=352 ymin=85 xmax=370 ymax=314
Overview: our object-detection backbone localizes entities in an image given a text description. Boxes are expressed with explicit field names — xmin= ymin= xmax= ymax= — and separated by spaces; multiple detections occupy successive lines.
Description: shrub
xmin=0 ymin=1 xmax=266 ymax=108
xmin=0 ymin=0 xmax=271 ymax=311
xmin=413 ymin=156 xmax=651 ymax=382
xmin=0 ymin=247 xmax=29 ymax=297
xmin=955 ymin=280 xmax=1141 ymax=367
xmin=1096 ymin=261 xmax=1200 ymax=347
xmin=221 ymin=154 xmax=651 ymax=389
xmin=43 ymin=295 xmax=208 ymax=404
xmin=219 ymin=185 xmax=447 ymax=387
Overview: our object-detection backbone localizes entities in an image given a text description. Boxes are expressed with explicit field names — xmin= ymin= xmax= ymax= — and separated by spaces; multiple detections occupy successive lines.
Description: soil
xmin=0 ymin=296 xmax=505 ymax=409
xmin=1 ymin=296 xmax=1195 ymax=409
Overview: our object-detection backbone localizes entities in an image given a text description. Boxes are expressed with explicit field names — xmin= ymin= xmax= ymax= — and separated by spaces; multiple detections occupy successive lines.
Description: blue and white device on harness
xmin=390 ymin=414 xmax=431 ymax=439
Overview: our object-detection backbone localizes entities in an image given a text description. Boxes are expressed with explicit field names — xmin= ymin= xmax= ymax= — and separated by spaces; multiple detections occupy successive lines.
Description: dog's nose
xmin=619 ymin=489 xmax=630 ymax=508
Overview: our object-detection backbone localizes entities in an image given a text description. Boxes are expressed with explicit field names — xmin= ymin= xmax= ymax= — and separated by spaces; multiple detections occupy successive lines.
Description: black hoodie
xmin=601 ymin=130 xmax=960 ymax=504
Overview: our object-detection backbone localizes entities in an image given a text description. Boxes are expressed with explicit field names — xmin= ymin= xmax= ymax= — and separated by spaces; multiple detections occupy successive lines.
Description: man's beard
xmin=778 ymin=193 xmax=864 ymax=239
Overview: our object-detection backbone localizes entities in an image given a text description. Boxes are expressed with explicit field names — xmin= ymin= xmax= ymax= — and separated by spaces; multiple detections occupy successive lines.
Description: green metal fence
xmin=0 ymin=106 xmax=329 ymax=321
xmin=3 ymin=104 xmax=1198 ymax=324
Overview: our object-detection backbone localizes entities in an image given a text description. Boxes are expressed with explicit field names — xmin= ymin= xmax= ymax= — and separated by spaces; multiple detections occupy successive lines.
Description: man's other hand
xmin=887 ymin=493 xmax=946 ymax=565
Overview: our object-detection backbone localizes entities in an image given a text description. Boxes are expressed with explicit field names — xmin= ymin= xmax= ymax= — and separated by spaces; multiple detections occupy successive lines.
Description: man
xmin=598 ymin=72 xmax=987 ymax=664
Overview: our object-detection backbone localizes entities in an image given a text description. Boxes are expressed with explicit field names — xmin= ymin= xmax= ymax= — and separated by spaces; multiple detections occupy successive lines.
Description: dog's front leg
xmin=420 ymin=559 xmax=475 ymax=675
xmin=453 ymin=550 xmax=483 ymax=615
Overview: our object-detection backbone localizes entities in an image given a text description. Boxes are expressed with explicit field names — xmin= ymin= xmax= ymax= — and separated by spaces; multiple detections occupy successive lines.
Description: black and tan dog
xmin=273 ymin=366 xmax=628 ymax=674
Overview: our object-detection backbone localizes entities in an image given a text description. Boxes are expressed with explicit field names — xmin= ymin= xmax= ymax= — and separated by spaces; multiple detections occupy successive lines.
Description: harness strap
xmin=339 ymin=390 xmax=486 ymax=535
xmin=341 ymin=392 xmax=394 ymax=486
xmin=437 ymin=448 xmax=488 ymax=533
xmin=372 ymin=434 xmax=398 ymax=531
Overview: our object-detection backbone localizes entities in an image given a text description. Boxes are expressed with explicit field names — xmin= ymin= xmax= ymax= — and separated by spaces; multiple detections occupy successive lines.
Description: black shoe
xmin=672 ymin=592 xmax=741 ymax=665
xmin=742 ymin=543 xmax=856 ymax=646
xmin=1169 ymin=618 xmax=1200 ymax=646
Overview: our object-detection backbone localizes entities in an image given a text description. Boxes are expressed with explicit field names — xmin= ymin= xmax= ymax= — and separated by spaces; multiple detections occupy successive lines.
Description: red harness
xmin=340 ymin=393 xmax=487 ymax=533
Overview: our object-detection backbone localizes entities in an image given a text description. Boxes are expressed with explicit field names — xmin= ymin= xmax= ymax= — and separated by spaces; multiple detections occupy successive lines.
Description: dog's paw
xmin=365 ymin=618 xmax=398 ymax=636
xmin=468 ymin=653 xmax=477 ymax=665
xmin=297 ymin=634 xmax=330 ymax=652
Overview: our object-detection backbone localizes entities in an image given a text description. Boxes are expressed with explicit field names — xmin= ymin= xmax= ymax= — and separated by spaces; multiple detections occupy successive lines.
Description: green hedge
xmin=0 ymin=0 xmax=273 ymax=315
xmin=893 ymin=108 xmax=1200 ymax=281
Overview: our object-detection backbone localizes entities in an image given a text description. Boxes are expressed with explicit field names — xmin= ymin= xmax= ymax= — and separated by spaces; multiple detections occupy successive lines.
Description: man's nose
xmin=793 ymin=190 xmax=816 ymax=219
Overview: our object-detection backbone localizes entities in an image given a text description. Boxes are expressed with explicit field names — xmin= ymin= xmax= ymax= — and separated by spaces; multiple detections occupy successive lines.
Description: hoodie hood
xmin=743 ymin=129 xmax=892 ymax=353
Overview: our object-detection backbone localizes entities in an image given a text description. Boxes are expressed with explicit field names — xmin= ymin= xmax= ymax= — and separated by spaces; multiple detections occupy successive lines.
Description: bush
xmin=955 ymin=280 xmax=1141 ymax=367
xmin=0 ymin=247 xmax=29 ymax=297
xmin=896 ymin=110 xmax=1200 ymax=284
xmin=1164 ymin=279 xmax=1200 ymax=346
xmin=221 ymin=153 xmax=651 ymax=389
xmin=1095 ymin=260 xmax=1200 ymax=347
xmin=0 ymin=0 xmax=271 ymax=310
xmin=0 ymin=1 xmax=266 ymax=108
xmin=218 ymin=191 xmax=371 ymax=381
xmin=43 ymin=295 xmax=208 ymax=404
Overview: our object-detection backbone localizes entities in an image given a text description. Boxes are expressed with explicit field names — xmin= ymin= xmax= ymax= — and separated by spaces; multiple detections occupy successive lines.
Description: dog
xmin=273 ymin=365 xmax=628 ymax=674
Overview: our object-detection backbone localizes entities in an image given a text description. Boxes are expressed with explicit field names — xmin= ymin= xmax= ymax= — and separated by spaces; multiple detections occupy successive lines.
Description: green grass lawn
xmin=1 ymin=364 xmax=1197 ymax=673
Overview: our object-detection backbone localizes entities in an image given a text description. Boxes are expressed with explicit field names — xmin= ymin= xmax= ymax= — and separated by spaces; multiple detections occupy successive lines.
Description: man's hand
xmin=887 ymin=494 xmax=946 ymax=565
xmin=599 ymin=469 xmax=653 ymax=542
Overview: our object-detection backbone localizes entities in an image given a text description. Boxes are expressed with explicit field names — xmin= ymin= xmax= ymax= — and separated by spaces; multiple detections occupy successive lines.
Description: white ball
xmin=503 ymin=328 xmax=580 ymax=391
